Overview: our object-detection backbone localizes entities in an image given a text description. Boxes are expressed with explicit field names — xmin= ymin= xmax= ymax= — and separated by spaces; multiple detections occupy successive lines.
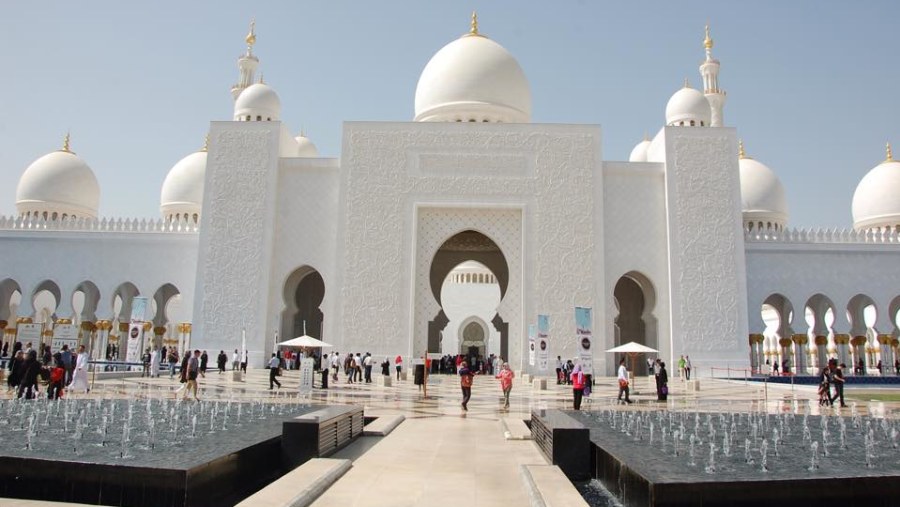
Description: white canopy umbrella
xmin=606 ymin=341 xmax=659 ymax=374
xmin=277 ymin=335 xmax=333 ymax=348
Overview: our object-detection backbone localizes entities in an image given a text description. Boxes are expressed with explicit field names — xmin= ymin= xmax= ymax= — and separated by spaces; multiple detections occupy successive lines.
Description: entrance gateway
xmin=414 ymin=207 xmax=523 ymax=368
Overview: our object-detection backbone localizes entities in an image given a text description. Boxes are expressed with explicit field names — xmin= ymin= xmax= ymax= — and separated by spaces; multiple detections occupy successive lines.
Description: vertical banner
xmin=298 ymin=357 xmax=315 ymax=395
xmin=52 ymin=323 xmax=78 ymax=352
xmin=575 ymin=307 xmax=594 ymax=375
xmin=528 ymin=324 xmax=536 ymax=367
xmin=537 ymin=315 xmax=550 ymax=372
xmin=126 ymin=297 xmax=149 ymax=363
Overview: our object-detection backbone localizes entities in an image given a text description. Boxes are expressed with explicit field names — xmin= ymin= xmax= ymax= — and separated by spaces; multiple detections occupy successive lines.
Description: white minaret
xmin=230 ymin=20 xmax=259 ymax=101
xmin=699 ymin=25 xmax=726 ymax=127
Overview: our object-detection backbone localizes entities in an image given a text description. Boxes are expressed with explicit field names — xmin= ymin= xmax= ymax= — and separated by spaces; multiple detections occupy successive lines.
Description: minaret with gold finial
xmin=699 ymin=24 xmax=726 ymax=127
xmin=231 ymin=19 xmax=260 ymax=101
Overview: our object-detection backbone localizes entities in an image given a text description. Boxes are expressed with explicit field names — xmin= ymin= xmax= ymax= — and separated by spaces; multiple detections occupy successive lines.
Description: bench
xmin=362 ymin=414 xmax=404 ymax=436
xmin=520 ymin=464 xmax=589 ymax=507
xmin=530 ymin=410 xmax=590 ymax=480
xmin=235 ymin=458 xmax=351 ymax=507
xmin=532 ymin=378 xmax=547 ymax=390
xmin=281 ymin=406 xmax=364 ymax=469
xmin=502 ymin=417 xmax=532 ymax=440
xmin=377 ymin=375 xmax=392 ymax=387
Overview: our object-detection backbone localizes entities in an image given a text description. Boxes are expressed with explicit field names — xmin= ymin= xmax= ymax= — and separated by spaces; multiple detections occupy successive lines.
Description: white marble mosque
xmin=2 ymin=16 xmax=900 ymax=376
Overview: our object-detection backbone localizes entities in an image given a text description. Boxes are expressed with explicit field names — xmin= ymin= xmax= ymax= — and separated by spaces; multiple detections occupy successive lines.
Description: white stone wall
xmin=192 ymin=121 xmax=282 ymax=366
xmin=441 ymin=279 xmax=502 ymax=356
xmin=659 ymin=127 xmax=750 ymax=368
xmin=602 ymin=161 xmax=672 ymax=373
xmin=334 ymin=122 xmax=603 ymax=372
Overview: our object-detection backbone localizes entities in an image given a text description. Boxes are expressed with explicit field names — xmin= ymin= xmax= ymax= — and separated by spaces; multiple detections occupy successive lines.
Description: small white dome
xmin=629 ymin=139 xmax=651 ymax=162
xmin=414 ymin=21 xmax=530 ymax=123
xmin=665 ymin=84 xmax=711 ymax=127
xmin=160 ymin=149 xmax=207 ymax=222
xmin=234 ymin=82 xmax=281 ymax=121
xmin=738 ymin=149 xmax=788 ymax=230
xmin=294 ymin=135 xmax=319 ymax=157
xmin=852 ymin=145 xmax=900 ymax=231
xmin=16 ymin=143 xmax=100 ymax=219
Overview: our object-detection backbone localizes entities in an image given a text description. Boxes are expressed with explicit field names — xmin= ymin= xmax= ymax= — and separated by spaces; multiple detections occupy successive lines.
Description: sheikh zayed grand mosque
xmin=1 ymin=16 xmax=899 ymax=376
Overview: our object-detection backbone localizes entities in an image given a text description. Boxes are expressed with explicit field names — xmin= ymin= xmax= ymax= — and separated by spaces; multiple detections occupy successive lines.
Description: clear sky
xmin=1 ymin=1 xmax=897 ymax=228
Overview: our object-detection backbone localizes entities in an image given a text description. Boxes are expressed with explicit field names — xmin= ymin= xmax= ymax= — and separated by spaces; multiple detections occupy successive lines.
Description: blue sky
xmin=0 ymin=1 xmax=897 ymax=227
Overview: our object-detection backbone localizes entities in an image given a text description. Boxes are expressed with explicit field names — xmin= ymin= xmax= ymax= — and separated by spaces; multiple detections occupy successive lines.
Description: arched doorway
xmin=459 ymin=318 xmax=489 ymax=359
xmin=428 ymin=230 xmax=510 ymax=360
xmin=613 ymin=272 xmax=657 ymax=375
xmin=281 ymin=266 xmax=325 ymax=340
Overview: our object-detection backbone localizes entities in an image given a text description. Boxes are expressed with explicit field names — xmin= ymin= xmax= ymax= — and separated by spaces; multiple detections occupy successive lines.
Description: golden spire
xmin=704 ymin=24 xmax=714 ymax=50
xmin=465 ymin=11 xmax=484 ymax=37
xmin=643 ymin=131 xmax=650 ymax=142
xmin=202 ymin=134 xmax=209 ymax=152
xmin=886 ymin=141 xmax=894 ymax=162
xmin=738 ymin=139 xmax=747 ymax=159
xmin=61 ymin=132 xmax=71 ymax=153
xmin=683 ymin=77 xmax=691 ymax=88
xmin=258 ymin=73 xmax=265 ymax=84
xmin=245 ymin=19 xmax=257 ymax=51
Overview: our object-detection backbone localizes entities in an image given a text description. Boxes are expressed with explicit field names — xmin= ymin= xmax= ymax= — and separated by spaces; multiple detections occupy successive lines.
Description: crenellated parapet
xmin=745 ymin=226 xmax=900 ymax=245
xmin=0 ymin=214 xmax=199 ymax=234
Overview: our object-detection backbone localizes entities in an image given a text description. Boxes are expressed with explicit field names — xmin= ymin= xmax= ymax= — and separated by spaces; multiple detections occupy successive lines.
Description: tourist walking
xmin=184 ymin=350 xmax=200 ymax=400
xmin=571 ymin=363 xmax=585 ymax=410
xmin=685 ymin=355 xmax=692 ymax=380
xmin=240 ymin=349 xmax=248 ymax=373
xmin=459 ymin=361 xmax=475 ymax=411
xmin=556 ymin=356 xmax=564 ymax=384
xmin=268 ymin=353 xmax=282 ymax=389
xmin=48 ymin=354 xmax=66 ymax=400
xmin=60 ymin=344 xmax=74 ymax=384
xmin=199 ymin=350 xmax=208 ymax=378
xmin=381 ymin=357 xmax=390 ymax=377
xmin=7 ymin=349 xmax=24 ymax=393
xmin=656 ymin=361 xmax=668 ymax=401
xmin=395 ymin=354 xmax=403 ymax=380
xmin=232 ymin=349 xmax=240 ymax=370
xmin=168 ymin=348 xmax=179 ymax=379
xmin=217 ymin=350 xmax=227 ymax=373
xmin=817 ymin=364 xmax=833 ymax=406
xmin=141 ymin=348 xmax=152 ymax=377
xmin=150 ymin=346 xmax=161 ymax=377
xmin=617 ymin=358 xmax=633 ymax=404
xmin=495 ymin=362 xmax=514 ymax=409
xmin=364 ymin=353 xmax=373 ymax=383
xmin=677 ymin=355 xmax=686 ymax=380
xmin=17 ymin=350 xmax=41 ymax=399
xmin=830 ymin=360 xmax=847 ymax=407
xmin=69 ymin=345 xmax=90 ymax=393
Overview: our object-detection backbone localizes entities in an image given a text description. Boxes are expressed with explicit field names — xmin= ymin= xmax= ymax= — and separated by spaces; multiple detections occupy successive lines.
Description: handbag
xmin=618 ymin=378 xmax=628 ymax=388
xmin=583 ymin=382 xmax=592 ymax=397
xmin=661 ymin=385 xmax=668 ymax=395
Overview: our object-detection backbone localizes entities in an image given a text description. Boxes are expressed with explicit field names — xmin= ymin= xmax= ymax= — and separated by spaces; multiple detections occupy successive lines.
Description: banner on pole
xmin=537 ymin=314 xmax=549 ymax=371
xmin=52 ymin=323 xmax=78 ymax=352
xmin=298 ymin=358 xmax=315 ymax=395
xmin=130 ymin=297 xmax=149 ymax=322
xmin=528 ymin=324 xmax=536 ymax=367
xmin=125 ymin=322 xmax=144 ymax=363
xmin=575 ymin=307 xmax=594 ymax=375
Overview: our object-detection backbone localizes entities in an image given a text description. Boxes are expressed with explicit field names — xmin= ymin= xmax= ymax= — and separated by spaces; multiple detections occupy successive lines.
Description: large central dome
xmin=414 ymin=14 xmax=531 ymax=123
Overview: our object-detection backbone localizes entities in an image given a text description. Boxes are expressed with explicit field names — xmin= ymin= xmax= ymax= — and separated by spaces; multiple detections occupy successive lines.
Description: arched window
xmin=690 ymin=120 xmax=696 ymax=126
xmin=256 ymin=115 xmax=262 ymax=121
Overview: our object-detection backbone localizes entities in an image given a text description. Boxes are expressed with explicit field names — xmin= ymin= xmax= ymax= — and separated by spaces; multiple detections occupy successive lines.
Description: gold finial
xmin=245 ymin=19 xmax=257 ymax=50
xmin=738 ymin=139 xmax=747 ymax=159
xmin=258 ymin=73 xmax=264 ymax=84
xmin=202 ymin=134 xmax=209 ymax=152
xmin=643 ymin=131 xmax=650 ymax=142
xmin=61 ymin=132 xmax=71 ymax=153
xmin=683 ymin=77 xmax=691 ymax=88
xmin=470 ymin=11 xmax=478 ymax=35
xmin=886 ymin=142 xmax=894 ymax=162
xmin=704 ymin=24 xmax=714 ymax=50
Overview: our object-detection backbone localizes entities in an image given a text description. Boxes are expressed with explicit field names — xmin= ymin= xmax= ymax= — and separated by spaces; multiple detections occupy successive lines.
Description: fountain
xmin=0 ymin=398 xmax=322 ymax=507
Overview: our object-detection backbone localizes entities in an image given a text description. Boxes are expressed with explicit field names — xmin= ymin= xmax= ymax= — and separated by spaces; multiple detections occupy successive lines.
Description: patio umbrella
xmin=276 ymin=335 xmax=333 ymax=348
xmin=606 ymin=341 xmax=659 ymax=373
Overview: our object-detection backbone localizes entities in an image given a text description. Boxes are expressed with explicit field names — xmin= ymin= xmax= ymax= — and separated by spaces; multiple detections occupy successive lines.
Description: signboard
xmin=537 ymin=314 xmax=550 ymax=372
xmin=575 ymin=307 xmax=594 ymax=375
xmin=298 ymin=358 xmax=315 ymax=395
xmin=17 ymin=323 xmax=42 ymax=345
xmin=52 ymin=323 xmax=78 ymax=352
xmin=528 ymin=324 xmax=536 ymax=367
xmin=130 ymin=297 xmax=149 ymax=322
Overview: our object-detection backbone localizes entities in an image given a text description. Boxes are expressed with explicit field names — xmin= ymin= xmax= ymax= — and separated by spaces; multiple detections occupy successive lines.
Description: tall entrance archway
xmin=281 ymin=266 xmax=325 ymax=340
xmin=613 ymin=272 xmax=657 ymax=375
xmin=428 ymin=231 xmax=509 ymax=360
xmin=414 ymin=208 xmax=522 ymax=365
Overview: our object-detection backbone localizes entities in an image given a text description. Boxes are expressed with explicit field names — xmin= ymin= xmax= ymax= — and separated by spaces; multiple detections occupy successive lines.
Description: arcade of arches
xmin=753 ymin=292 xmax=900 ymax=375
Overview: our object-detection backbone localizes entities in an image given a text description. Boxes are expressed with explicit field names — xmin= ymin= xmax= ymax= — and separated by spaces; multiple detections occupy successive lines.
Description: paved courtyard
xmin=3 ymin=368 xmax=900 ymax=506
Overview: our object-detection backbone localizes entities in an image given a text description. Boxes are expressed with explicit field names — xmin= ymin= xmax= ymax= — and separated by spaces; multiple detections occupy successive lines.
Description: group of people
xmin=5 ymin=341 xmax=90 ymax=399
xmin=325 ymin=352 xmax=377 ymax=384
xmin=817 ymin=358 xmax=847 ymax=407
